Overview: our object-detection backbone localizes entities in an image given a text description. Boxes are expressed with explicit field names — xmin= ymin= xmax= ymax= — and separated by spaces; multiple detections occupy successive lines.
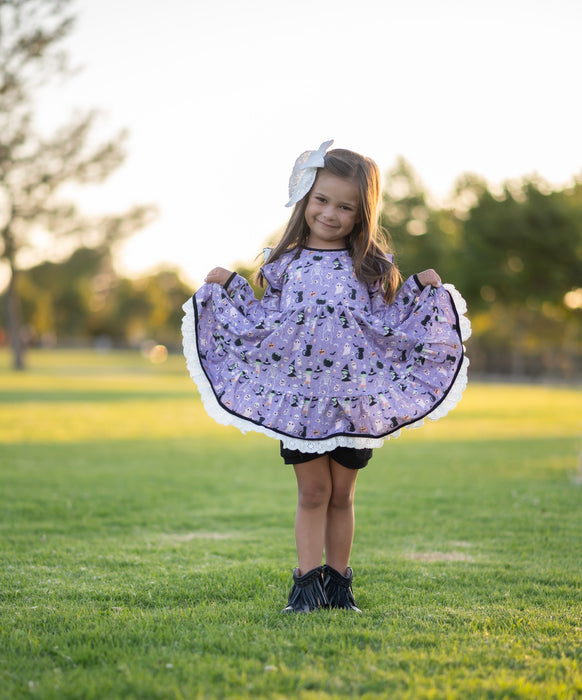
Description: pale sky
xmin=28 ymin=0 xmax=582 ymax=287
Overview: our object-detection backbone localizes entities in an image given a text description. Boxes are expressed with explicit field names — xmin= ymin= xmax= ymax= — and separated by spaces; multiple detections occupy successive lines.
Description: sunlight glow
xmin=564 ymin=288 xmax=582 ymax=310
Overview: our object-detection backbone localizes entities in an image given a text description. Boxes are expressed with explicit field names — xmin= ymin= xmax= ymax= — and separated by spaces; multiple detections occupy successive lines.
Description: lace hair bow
xmin=285 ymin=139 xmax=334 ymax=207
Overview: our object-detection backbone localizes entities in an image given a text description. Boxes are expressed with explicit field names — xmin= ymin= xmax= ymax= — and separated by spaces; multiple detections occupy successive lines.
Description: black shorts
xmin=280 ymin=443 xmax=373 ymax=470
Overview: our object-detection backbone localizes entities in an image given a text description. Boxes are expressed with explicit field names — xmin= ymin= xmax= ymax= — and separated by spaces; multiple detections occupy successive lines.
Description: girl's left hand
xmin=417 ymin=269 xmax=442 ymax=287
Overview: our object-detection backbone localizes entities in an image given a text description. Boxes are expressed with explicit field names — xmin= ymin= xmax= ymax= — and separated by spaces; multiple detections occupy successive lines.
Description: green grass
xmin=1 ymin=349 xmax=581 ymax=699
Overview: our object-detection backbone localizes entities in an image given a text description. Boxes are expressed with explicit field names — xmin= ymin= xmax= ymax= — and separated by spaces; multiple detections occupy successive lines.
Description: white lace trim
xmin=181 ymin=283 xmax=471 ymax=453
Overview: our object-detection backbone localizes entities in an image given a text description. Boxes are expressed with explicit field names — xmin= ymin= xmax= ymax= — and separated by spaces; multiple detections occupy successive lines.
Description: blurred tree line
xmin=0 ymin=247 xmax=191 ymax=351
xmin=1 ymin=158 xmax=581 ymax=377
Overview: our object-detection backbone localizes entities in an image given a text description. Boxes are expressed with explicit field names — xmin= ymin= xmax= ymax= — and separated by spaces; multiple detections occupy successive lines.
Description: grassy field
xmin=0 ymin=349 xmax=581 ymax=699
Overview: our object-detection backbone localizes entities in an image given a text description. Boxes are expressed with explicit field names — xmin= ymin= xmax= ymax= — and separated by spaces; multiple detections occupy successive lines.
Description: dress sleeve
xmin=258 ymin=257 xmax=285 ymax=312
xmin=201 ymin=253 xmax=284 ymax=325
xmin=207 ymin=273 xmax=274 ymax=325
xmin=370 ymin=274 xmax=424 ymax=324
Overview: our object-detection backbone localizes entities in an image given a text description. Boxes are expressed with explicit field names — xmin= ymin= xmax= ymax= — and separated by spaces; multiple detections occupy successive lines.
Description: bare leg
xmin=293 ymin=456 xmax=332 ymax=573
xmin=324 ymin=459 xmax=359 ymax=573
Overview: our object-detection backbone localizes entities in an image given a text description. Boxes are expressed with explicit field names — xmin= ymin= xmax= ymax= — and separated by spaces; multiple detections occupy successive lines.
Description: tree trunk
xmin=7 ymin=263 xmax=25 ymax=370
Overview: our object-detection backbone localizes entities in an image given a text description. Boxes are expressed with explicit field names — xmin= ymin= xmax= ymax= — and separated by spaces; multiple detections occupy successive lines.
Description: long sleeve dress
xmin=182 ymin=246 xmax=471 ymax=453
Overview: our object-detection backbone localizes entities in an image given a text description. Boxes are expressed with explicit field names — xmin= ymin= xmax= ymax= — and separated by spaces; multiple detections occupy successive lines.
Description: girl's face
xmin=304 ymin=171 xmax=360 ymax=249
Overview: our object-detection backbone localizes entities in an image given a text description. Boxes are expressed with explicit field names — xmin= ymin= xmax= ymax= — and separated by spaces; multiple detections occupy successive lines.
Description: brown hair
xmin=257 ymin=148 xmax=401 ymax=302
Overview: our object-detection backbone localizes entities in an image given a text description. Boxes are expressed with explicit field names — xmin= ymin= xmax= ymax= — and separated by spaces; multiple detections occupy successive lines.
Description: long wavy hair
xmin=257 ymin=148 xmax=401 ymax=302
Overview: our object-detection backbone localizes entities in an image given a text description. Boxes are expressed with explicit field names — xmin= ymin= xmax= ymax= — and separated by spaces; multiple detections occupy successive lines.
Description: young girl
xmin=182 ymin=140 xmax=470 ymax=613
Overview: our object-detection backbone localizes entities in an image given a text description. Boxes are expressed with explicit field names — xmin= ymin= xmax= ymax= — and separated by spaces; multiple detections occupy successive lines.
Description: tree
xmin=380 ymin=157 xmax=458 ymax=281
xmin=0 ymin=0 xmax=156 ymax=369
xmin=106 ymin=269 xmax=193 ymax=348
xmin=5 ymin=245 xmax=111 ymax=345
xmin=5 ymin=255 xmax=194 ymax=349
xmin=380 ymin=158 xmax=582 ymax=377
xmin=452 ymin=174 xmax=582 ymax=376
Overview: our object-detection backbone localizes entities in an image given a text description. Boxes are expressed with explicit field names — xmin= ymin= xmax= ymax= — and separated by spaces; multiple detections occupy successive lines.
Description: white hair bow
xmin=285 ymin=139 xmax=334 ymax=207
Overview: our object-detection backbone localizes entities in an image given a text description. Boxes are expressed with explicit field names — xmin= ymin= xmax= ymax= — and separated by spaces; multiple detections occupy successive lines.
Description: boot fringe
xmin=282 ymin=566 xmax=328 ymax=613
xmin=323 ymin=565 xmax=361 ymax=612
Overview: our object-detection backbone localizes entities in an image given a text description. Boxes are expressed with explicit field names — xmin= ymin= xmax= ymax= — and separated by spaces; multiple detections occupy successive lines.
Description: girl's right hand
xmin=205 ymin=267 xmax=233 ymax=285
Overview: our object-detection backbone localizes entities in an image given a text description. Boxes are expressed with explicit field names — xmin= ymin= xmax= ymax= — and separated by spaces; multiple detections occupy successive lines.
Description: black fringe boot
xmin=282 ymin=566 xmax=328 ymax=613
xmin=323 ymin=565 xmax=361 ymax=612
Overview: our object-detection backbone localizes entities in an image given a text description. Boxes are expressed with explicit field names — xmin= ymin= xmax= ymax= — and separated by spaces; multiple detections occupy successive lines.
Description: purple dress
xmin=182 ymin=247 xmax=470 ymax=453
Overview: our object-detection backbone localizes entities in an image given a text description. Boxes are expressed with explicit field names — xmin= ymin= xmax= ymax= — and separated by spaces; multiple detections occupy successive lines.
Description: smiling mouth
xmin=317 ymin=220 xmax=339 ymax=229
